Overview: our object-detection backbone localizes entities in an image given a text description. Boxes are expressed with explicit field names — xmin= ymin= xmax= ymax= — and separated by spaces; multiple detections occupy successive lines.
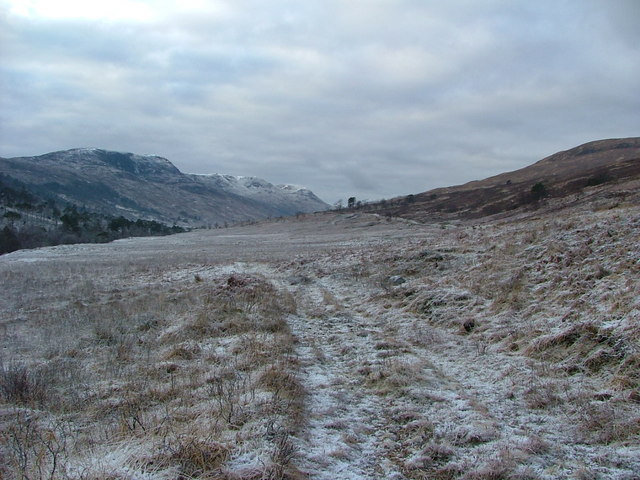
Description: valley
xmin=1 ymin=183 xmax=639 ymax=479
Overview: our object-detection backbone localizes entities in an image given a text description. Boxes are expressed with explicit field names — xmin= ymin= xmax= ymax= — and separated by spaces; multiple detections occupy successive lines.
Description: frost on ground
xmin=1 ymin=187 xmax=639 ymax=479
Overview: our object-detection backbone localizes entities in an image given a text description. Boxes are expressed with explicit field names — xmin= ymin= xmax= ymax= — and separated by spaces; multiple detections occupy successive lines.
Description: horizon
xmin=1 ymin=1 xmax=639 ymax=203
xmin=3 ymin=135 xmax=638 ymax=205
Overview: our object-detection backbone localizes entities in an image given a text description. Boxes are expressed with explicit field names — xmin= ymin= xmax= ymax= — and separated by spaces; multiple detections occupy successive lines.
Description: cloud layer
xmin=1 ymin=0 xmax=639 ymax=203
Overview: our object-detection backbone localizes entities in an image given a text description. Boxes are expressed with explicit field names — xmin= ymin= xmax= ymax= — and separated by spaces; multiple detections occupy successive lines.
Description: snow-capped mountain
xmin=189 ymin=173 xmax=328 ymax=215
xmin=0 ymin=148 xmax=329 ymax=226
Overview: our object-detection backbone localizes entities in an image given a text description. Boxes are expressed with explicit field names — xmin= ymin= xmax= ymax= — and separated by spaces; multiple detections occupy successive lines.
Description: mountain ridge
xmin=0 ymin=148 xmax=329 ymax=226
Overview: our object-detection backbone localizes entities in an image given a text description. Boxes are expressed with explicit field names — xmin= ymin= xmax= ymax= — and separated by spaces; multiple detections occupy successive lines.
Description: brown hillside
xmin=377 ymin=137 xmax=640 ymax=222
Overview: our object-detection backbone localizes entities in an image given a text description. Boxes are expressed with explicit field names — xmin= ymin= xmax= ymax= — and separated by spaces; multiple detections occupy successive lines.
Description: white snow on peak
xmin=277 ymin=184 xmax=306 ymax=192
xmin=188 ymin=172 xmax=327 ymax=211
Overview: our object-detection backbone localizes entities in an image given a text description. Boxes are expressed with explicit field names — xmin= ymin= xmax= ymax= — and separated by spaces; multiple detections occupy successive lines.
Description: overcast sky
xmin=1 ymin=0 xmax=638 ymax=203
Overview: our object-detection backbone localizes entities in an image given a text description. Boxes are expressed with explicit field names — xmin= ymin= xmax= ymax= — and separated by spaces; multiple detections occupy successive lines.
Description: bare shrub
xmin=0 ymin=363 xmax=48 ymax=406
xmin=207 ymin=369 xmax=251 ymax=427
xmin=1 ymin=412 xmax=69 ymax=480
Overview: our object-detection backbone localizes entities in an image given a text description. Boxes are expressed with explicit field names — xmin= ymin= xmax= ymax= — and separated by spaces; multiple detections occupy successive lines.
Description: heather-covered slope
xmin=375 ymin=137 xmax=640 ymax=221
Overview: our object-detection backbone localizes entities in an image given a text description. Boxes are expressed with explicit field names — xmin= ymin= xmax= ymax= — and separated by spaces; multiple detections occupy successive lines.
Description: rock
xmin=418 ymin=249 xmax=445 ymax=262
xmin=462 ymin=318 xmax=476 ymax=333
xmin=287 ymin=275 xmax=312 ymax=285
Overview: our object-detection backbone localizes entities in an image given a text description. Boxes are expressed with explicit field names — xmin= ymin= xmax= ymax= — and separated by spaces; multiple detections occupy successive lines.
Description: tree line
xmin=1 ymin=176 xmax=185 ymax=255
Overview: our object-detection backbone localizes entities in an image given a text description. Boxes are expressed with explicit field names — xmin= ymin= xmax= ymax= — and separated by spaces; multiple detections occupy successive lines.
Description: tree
xmin=108 ymin=216 xmax=132 ymax=232
xmin=3 ymin=211 xmax=22 ymax=224
xmin=348 ymin=197 xmax=356 ymax=209
xmin=530 ymin=182 xmax=548 ymax=201
xmin=60 ymin=213 xmax=80 ymax=232
xmin=0 ymin=226 xmax=21 ymax=254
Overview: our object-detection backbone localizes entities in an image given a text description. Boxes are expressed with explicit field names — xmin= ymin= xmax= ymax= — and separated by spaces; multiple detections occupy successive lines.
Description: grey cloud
xmin=1 ymin=0 xmax=638 ymax=204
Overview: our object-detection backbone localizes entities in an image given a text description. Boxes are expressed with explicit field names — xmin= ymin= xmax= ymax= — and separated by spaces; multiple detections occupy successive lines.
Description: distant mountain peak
xmin=277 ymin=183 xmax=307 ymax=192
xmin=1 ymin=148 xmax=329 ymax=226
xmin=29 ymin=148 xmax=181 ymax=177
xmin=188 ymin=172 xmax=326 ymax=213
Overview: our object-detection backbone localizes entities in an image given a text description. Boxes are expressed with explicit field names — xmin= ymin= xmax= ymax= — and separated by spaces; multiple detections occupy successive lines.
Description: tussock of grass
xmin=361 ymin=358 xmax=426 ymax=396
xmin=612 ymin=353 xmax=640 ymax=391
xmin=161 ymin=436 xmax=230 ymax=476
xmin=522 ymin=380 xmax=563 ymax=409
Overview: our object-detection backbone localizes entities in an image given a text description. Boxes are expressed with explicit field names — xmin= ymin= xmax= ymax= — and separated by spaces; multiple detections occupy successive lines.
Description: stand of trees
xmin=1 ymin=208 xmax=185 ymax=255
xmin=1 ymin=176 xmax=185 ymax=255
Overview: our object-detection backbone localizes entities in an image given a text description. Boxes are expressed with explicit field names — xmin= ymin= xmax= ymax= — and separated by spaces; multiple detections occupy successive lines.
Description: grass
xmin=0 ymin=266 xmax=304 ymax=479
xmin=2 ymin=193 xmax=639 ymax=479
xmin=367 ymin=194 xmax=640 ymax=476
xmin=361 ymin=357 xmax=427 ymax=396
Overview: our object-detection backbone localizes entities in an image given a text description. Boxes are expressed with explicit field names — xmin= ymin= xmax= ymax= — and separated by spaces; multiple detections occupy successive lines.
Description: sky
xmin=1 ymin=1 xmax=639 ymax=204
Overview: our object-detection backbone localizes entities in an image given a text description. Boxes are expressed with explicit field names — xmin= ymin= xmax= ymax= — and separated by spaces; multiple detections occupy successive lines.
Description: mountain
xmin=0 ymin=148 xmax=329 ymax=226
xmin=373 ymin=137 xmax=640 ymax=222
xmin=189 ymin=173 xmax=326 ymax=217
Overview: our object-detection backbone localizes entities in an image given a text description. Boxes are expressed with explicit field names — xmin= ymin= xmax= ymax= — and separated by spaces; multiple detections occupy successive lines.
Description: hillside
xmin=373 ymin=137 xmax=640 ymax=221
xmin=0 ymin=148 xmax=329 ymax=227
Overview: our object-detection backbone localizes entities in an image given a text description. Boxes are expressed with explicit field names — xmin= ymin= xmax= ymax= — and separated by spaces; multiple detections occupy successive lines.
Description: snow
xmin=189 ymin=172 xmax=328 ymax=210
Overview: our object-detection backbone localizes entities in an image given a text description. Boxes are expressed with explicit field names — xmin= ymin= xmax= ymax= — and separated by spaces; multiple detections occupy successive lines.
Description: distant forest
xmin=0 ymin=174 xmax=185 ymax=255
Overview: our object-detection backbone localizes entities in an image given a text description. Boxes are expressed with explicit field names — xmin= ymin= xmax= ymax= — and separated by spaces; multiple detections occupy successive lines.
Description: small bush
xmin=1 ymin=412 xmax=69 ymax=479
xmin=585 ymin=174 xmax=611 ymax=187
xmin=0 ymin=363 xmax=47 ymax=405
xmin=530 ymin=182 xmax=548 ymax=201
